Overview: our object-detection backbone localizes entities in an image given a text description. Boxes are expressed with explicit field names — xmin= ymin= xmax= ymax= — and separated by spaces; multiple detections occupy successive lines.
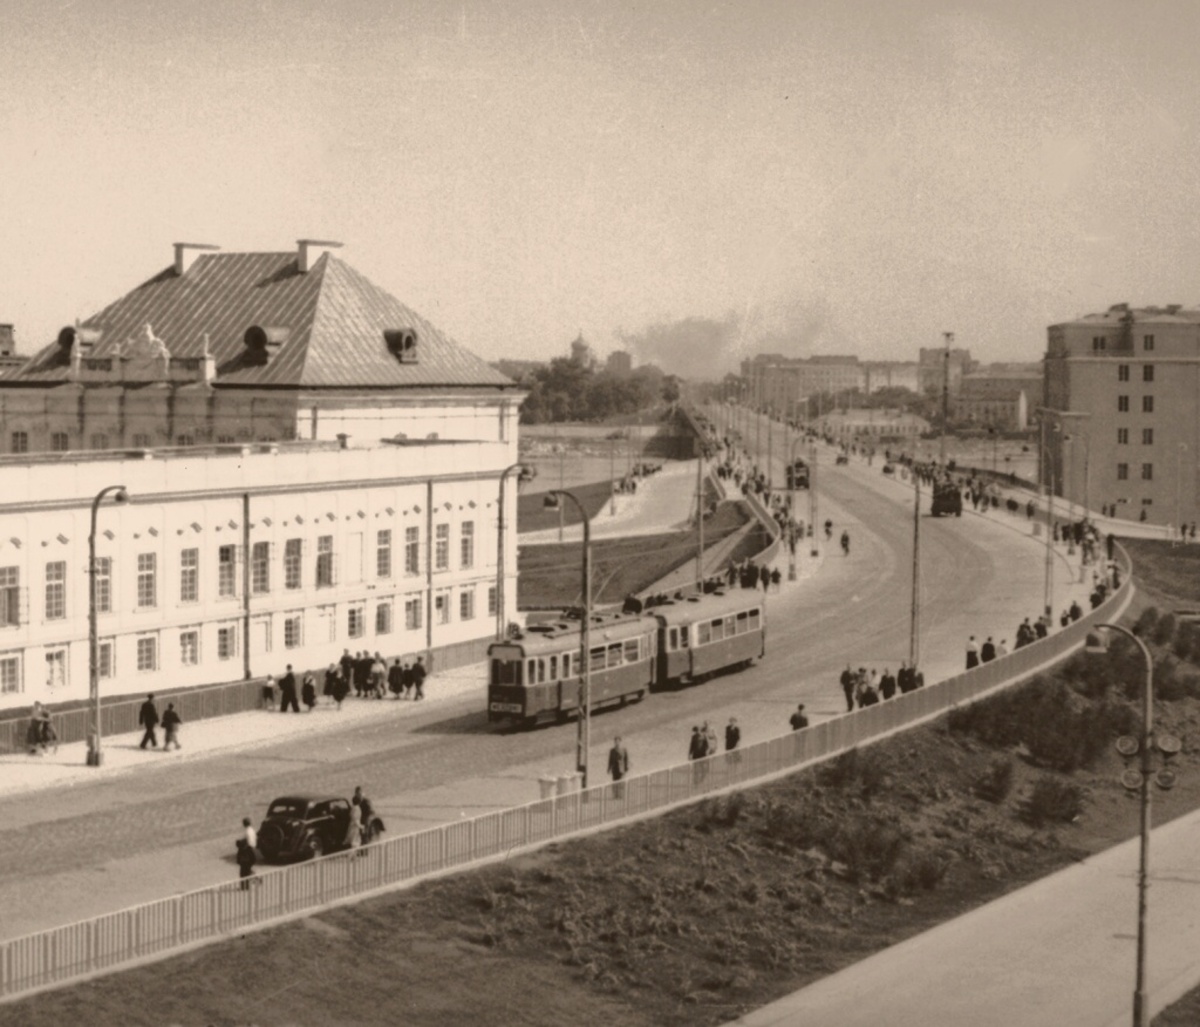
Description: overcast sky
xmin=1 ymin=0 xmax=1198 ymax=375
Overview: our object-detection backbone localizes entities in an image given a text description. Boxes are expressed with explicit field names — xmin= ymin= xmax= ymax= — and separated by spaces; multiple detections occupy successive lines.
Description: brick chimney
xmin=174 ymin=242 xmax=220 ymax=276
xmin=297 ymin=239 xmax=343 ymax=273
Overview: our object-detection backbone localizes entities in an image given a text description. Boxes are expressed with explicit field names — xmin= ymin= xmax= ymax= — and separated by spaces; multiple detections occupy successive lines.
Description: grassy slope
xmin=4 ymin=540 xmax=1199 ymax=1027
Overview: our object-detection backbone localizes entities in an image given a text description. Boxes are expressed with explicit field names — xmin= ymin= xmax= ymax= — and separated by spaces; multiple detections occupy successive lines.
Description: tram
xmin=487 ymin=589 xmax=766 ymax=726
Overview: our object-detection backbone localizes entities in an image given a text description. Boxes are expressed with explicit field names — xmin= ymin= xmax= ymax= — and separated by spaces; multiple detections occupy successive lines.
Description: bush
xmin=1152 ymin=613 xmax=1177 ymax=648
xmin=818 ymin=748 xmax=887 ymax=800
xmin=1172 ymin=620 xmax=1197 ymax=664
xmin=825 ymin=816 xmax=906 ymax=882
xmin=891 ymin=851 xmax=951 ymax=895
xmin=1133 ymin=606 xmax=1160 ymax=638
xmin=694 ymin=793 xmax=747 ymax=831
xmin=973 ymin=758 xmax=1015 ymax=803
xmin=1022 ymin=777 xmax=1086 ymax=827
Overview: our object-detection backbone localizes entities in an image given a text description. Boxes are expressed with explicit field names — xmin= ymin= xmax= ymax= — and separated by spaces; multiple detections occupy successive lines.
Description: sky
xmin=1 ymin=0 xmax=1199 ymax=377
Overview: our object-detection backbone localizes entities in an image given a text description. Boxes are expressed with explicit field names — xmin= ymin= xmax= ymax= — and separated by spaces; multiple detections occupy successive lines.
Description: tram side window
xmin=736 ymin=611 xmax=748 ymax=633
xmin=549 ymin=655 xmax=558 ymax=679
xmin=748 ymin=609 xmax=761 ymax=631
xmin=607 ymin=642 xmax=622 ymax=668
xmin=710 ymin=617 xmax=724 ymax=642
xmin=527 ymin=659 xmax=536 ymax=683
xmin=492 ymin=658 xmax=521 ymax=686
xmin=563 ymin=652 xmax=571 ymax=678
xmin=589 ymin=646 xmax=606 ymax=673
xmin=697 ymin=622 xmax=711 ymax=645
xmin=537 ymin=659 xmax=546 ymax=683
xmin=680 ymin=625 xmax=689 ymax=647
xmin=669 ymin=627 xmax=679 ymax=650
xmin=624 ymin=638 xmax=640 ymax=662
xmin=724 ymin=615 xmax=736 ymax=636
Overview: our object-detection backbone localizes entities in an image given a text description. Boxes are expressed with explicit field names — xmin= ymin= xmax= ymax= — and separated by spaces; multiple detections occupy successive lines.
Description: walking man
xmin=840 ymin=664 xmax=855 ymax=712
xmin=965 ymin=635 xmax=980 ymax=670
xmin=162 ymin=702 xmax=182 ymax=751
xmin=279 ymin=664 xmax=300 ymax=713
xmin=138 ymin=693 xmax=159 ymax=749
xmin=725 ymin=717 xmax=741 ymax=751
xmin=607 ymin=735 xmax=630 ymax=798
xmin=411 ymin=656 xmax=427 ymax=700
xmin=789 ymin=703 xmax=809 ymax=730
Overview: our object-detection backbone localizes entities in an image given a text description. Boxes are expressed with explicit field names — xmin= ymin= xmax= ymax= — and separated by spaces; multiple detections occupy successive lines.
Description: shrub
xmin=891 ymin=851 xmax=951 ymax=895
xmin=973 ymin=757 xmax=1015 ymax=803
xmin=1156 ymin=657 xmax=1190 ymax=702
xmin=825 ymin=816 xmax=906 ymax=882
xmin=694 ymin=793 xmax=746 ymax=831
xmin=1172 ymin=620 xmax=1197 ymax=664
xmin=1133 ymin=606 xmax=1159 ymax=638
xmin=818 ymin=748 xmax=887 ymax=800
xmin=1022 ymin=777 xmax=1086 ymax=827
xmin=1152 ymin=613 xmax=1177 ymax=648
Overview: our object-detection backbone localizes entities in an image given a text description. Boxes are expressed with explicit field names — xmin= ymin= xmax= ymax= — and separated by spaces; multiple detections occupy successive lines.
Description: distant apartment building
xmin=1044 ymin=303 xmax=1200 ymax=526
xmin=861 ymin=361 xmax=919 ymax=394
xmin=957 ymin=364 xmax=1042 ymax=430
xmin=820 ymin=408 xmax=929 ymax=439
xmin=605 ymin=350 xmax=633 ymax=376
xmin=917 ymin=346 xmax=975 ymax=399
xmin=741 ymin=354 xmax=862 ymax=415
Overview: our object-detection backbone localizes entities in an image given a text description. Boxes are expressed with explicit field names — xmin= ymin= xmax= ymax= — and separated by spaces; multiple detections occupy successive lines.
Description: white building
xmin=0 ymin=440 xmax=521 ymax=711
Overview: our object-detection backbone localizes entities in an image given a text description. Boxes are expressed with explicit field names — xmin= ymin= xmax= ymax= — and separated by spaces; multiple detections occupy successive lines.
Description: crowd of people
xmin=261 ymin=650 xmax=428 ymax=712
xmin=838 ymin=663 xmax=925 ymax=710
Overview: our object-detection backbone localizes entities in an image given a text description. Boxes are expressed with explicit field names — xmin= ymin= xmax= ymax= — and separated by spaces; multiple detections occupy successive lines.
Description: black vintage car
xmin=835 ymin=453 xmax=849 ymax=466
xmin=258 ymin=795 xmax=354 ymax=862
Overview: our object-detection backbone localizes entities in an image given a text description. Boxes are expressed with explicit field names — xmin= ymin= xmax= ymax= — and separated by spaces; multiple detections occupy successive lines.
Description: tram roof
xmin=495 ymin=612 xmax=658 ymax=654
xmin=649 ymin=589 xmax=765 ymax=625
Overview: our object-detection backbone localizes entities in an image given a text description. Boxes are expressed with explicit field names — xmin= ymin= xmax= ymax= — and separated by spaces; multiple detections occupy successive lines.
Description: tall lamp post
xmin=88 ymin=484 xmax=129 ymax=766
xmin=495 ymin=463 xmax=532 ymax=641
xmin=545 ymin=489 xmax=592 ymax=787
xmin=1039 ymin=414 xmax=1056 ymax=618
xmin=1085 ymin=624 xmax=1155 ymax=1027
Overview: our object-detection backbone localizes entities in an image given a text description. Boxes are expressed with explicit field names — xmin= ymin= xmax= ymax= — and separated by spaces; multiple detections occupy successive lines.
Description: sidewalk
xmin=733 ymin=808 xmax=1200 ymax=1026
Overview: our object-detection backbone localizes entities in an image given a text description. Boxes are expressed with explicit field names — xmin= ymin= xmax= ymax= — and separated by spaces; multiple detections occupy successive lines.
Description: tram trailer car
xmin=487 ymin=590 xmax=766 ymax=726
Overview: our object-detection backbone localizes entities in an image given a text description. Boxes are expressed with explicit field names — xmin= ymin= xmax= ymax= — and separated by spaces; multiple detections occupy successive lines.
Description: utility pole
xmin=940 ymin=331 xmax=953 ymax=465
xmin=695 ymin=448 xmax=705 ymax=586
xmin=910 ymin=474 xmax=921 ymax=670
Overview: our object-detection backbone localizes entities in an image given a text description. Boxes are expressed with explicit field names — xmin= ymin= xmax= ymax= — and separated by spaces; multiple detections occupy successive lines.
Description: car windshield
xmin=267 ymin=799 xmax=308 ymax=818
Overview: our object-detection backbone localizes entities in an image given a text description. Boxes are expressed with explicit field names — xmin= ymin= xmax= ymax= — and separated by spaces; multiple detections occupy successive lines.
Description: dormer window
xmin=384 ymin=329 xmax=419 ymax=363
xmin=243 ymin=325 xmax=288 ymax=365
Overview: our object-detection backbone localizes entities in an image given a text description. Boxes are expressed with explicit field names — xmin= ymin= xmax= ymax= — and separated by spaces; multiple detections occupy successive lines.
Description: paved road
xmin=0 ymin=441 xmax=1087 ymax=940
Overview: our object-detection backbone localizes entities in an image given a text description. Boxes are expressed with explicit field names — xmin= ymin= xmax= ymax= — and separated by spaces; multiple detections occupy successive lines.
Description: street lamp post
xmin=545 ymin=489 xmax=592 ymax=787
xmin=1039 ymin=416 xmax=1055 ymax=618
xmin=88 ymin=484 xmax=129 ymax=766
xmin=495 ymin=463 xmax=532 ymax=641
xmin=1085 ymin=624 xmax=1154 ymax=1027
xmin=809 ymin=441 xmax=819 ymax=558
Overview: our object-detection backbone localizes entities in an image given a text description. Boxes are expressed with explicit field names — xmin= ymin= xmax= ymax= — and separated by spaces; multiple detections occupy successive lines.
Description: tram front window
xmin=491 ymin=658 xmax=522 ymax=686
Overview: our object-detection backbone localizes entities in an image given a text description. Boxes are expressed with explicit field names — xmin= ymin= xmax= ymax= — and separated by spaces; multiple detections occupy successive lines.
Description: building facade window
xmin=98 ymin=640 xmax=114 ymax=679
xmin=435 ymin=592 xmax=450 ymax=624
xmin=10 ymin=432 xmax=28 ymax=453
xmin=180 ymin=629 xmax=199 ymax=666
xmin=284 ymin=538 xmax=302 ymax=590
xmin=136 ymin=553 xmax=157 ymax=608
xmin=50 ymin=432 xmax=69 ymax=452
xmin=1142 ymin=428 xmax=1154 ymax=445
xmin=487 ymin=585 xmax=497 ymax=618
xmin=93 ymin=557 xmax=112 ymax=613
xmin=218 ymin=545 xmax=237 ymax=597
xmin=1142 ymin=463 xmax=1153 ymax=481
xmin=405 ymin=597 xmax=422 ymax=631
xmin=1143 ymin=364 xmax=1155 ymax=382
xmin=1118 ymin=365 xmax=1130 ymax=382
xmin=460 ymin=589 xmax=475 ymax=621
xmin=0 ymin=567 xmax=18 ymax=627
xmin=180 ymin=548 xmax=199 ymax=603
xmin=136 ymin=635 xmax=158 ymax=672
xmin=45 ymin=561 xmax=66 ymax=621
xmin=217 ymin=625 xmax=238 ymax=660
xmin=132 ymin=433 xmax=151 ymax=448
xmin=0 ymin=653 xmax=21 ymax=694
xmin=377 ymin=530 xmax=392 ymax=578
xmin=1118 ymin=395 xmax=1129 ymax=412
xmin=45 ymin=649 xmax=66 ymax=689
xmin=251 ymin=541 xmax=270 ymax=594
xmin=1144 ymin=335 xmax=1155 ymax=351
xmin=1117 ymin=462 xmax=1129 ymax=481
xmin=460 ymin=521 xmax=474 ymax=569
xmin=1117 ymin=428 xmax=1129 ymax=445
xmin=404 ymin=527 xmax=420 ymax=575
xmin=90 ymin=433 xmax=109 ymax=450
xmin=435 ymin=524 xmax=450 ymax=571
xmin=1092 ymin=336 xmax=1106 ymax=351
xmin=283 ymin=614 xmax=302 ymax=649
xmin=1142 ymin=395 xmax=1154 ymax=413
xmin=375 ymin=602 xmax=392 ymax=635
xmin=348 ymin=605 xmax=365 ymax=638
xmin=316 ymin=536 xmax=334 ymax=588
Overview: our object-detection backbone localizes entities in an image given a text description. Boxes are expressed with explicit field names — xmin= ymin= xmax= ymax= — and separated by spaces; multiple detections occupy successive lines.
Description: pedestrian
xmin=411 ymin=656 xmax=427 ymax=700
xmin=339 ymin=648 xmax=355 ymax=687
xmin=235 ymin=838 xmax=257 ymax=890
xmin=332 ymin=669 xmax=350 ymax=710
xmin=789 ymin=703 xmax=809 ymax=730
xmin=26 ymin=701 xmax=52 ymax=755
xmin=703 ymin=720 xmax=718 ymax=757
xmin=261 ymin=674 xmax=276 ymax=711
xmin=607 ymin=735 xmax=630 ymax=798
xmin=997 ymin=639 xmax=1009 ymax=658
xmin=688 ymin=725 xmax=708 ymax=760
xmin=759 ymin=564 xmax=770 ymax=592
xmin=352 ymin=786 xmax=378 ymax=845
xmin=840 ymin=664 xmax=855 ymax=712
xmin=138 ymin=693 xmax=160 ymax=749
xmin=770 ymin=566 xmax=782 ymax=591
xmin=370 ymin=653 xmax=387 ymax=699
xmin=1069 ymin=600 xmax=1082 ymax=622
xmin=725 ymin=717 xmax=741 ymax=751
xmin=301 ymin=673 xmax=317 ymax=711
xmin=388 ymin=658 xmax=404 ymax=699
xmin=981 ymin=637 xmax=996 ymax=663
xmin=242 ymin=816 xmax=258 ymax=854
xmin=897 ymin=661 xmax=914 ymax=694
xmin=401 ymin=659 xmax=415 ymax=699
xmin=162 ymin=702 xmax=182 ymax=750
xmin=323 ymin=664 xmax=338 ymax=705
xmin=879 ymin=668 xmax=896 ymax=700
xmin=965 ymin=636 xmax=979 ymax=670
xmin=279 ymin=665 xmax=300 ymax=713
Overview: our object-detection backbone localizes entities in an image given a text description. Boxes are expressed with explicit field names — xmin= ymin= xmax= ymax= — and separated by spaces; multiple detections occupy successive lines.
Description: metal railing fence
xmin=0 ymin=548 xmax=1133 ymax=1002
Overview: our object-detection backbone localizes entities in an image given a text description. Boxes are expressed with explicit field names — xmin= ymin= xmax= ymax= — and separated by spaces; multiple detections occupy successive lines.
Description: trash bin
xmin=538 ymin=776 xmax=557 ymax=800
xmin=556 ymin=773 xmax=579 ymax=796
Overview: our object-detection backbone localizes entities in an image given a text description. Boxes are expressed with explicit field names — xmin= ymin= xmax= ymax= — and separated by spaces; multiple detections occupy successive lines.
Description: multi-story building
xmin=1044 ymin=303 xmax=1200 ymax=526
xmin=0 ymin=440 xmax=520 ymax=712
xmin=0 ymin=240 xmax=522 ymax=452
xmin=0 ymin=324 xmax=24 ymax=374
xmin=918 ymin=346 xmax=974 ymax=398
xmin=957 ymin=364 xmax=1042 ymax=430
xmin=820 ymin=408 xmax=929 ymax=440
xmin=741 ymin=354 xmax=862 ymax=416
xmin=861 ymin=361 xmax=920 ymax=394
xmin=605 ymin=350 xmax=633 ymax=376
